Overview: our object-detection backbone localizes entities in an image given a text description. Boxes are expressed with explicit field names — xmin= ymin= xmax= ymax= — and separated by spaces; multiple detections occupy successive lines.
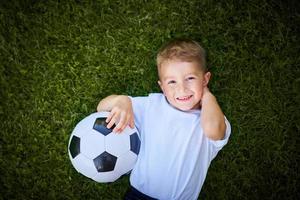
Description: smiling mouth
xmin=176 ymin=95 xmax=193 ymax=101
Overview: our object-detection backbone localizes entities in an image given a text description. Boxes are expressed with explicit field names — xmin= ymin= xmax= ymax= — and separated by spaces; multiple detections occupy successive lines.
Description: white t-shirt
xmin=129 ymin=93 xmax=231 ymax=200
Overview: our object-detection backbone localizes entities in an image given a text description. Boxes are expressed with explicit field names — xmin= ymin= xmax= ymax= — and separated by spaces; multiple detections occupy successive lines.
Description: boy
xmin=97 ymin=39 xmax=231 ymax=200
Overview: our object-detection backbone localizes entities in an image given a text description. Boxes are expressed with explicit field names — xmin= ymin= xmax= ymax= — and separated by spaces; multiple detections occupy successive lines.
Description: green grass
xmin=0 ymin=0 xmax=299 ymax=199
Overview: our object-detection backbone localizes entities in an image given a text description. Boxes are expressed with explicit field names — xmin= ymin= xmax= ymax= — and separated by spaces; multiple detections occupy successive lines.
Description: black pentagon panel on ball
xmin=93 ymin=151 xmax=117 ymax=172
xmin=93 ymin=117 xmax=116 ymax=136
xmin=69 ymin=136 xmax=80 ymax=158
xmin=130 ymin=132 xmax=141 ymax=155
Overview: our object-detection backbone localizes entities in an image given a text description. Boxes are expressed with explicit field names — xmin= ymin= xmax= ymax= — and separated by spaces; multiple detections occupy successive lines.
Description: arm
xmin=97 ymin=95 xmax=134 ymax=133
xmin=201 ymin=87 xmax=226 ymax=141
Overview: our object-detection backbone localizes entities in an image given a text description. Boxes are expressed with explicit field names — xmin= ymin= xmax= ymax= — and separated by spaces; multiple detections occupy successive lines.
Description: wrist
xmin=201 ymin=91 xmax=215 ymax=103
xmin=116 ymin=95 xmax=131 ymax=104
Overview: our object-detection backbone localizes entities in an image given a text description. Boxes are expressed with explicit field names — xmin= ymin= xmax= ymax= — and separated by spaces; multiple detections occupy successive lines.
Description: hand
xmin=200 ymin=86 xmax=212 ymax=106
xmin=105 ymin=96 xmax=134 ymax=133
xmin=202 ymin=86 xmax=210 ymax=97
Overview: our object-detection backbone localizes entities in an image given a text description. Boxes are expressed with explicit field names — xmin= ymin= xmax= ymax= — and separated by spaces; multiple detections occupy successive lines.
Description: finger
xmin=113 ymin=124 xmax=123 ymax=133
xmin=107 ymin=113 xmax=118 ymax=129
xmin=113 ymin=112 xmax=127 ymax=133
xmin=107 ymin=118 xmax=117 ymax=130
xmin=106 ymin=107 xmax=121 ymax=128
xmin=106 ymin=110 xmax=115 ymax=124
xmin=119 ymin=116 xmax=130 ymax=133
xmin=129 ymin=116 xmax=134 ymax=129
xmin=105 ymin=108 xmax=119 ymax=123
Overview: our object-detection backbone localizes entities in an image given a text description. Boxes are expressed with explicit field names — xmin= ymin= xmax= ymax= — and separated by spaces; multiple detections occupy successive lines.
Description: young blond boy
xmin=97 ymin=39 xmax=231 ymax=200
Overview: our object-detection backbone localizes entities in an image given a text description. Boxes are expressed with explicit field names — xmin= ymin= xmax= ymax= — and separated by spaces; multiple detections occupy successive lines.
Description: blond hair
xmin=156 ymin=38 xmax=207 ymax=72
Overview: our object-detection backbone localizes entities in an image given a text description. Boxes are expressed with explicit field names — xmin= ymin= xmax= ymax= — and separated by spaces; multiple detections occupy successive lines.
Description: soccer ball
xmin=68 ymin=112 xmax=140 ymax=183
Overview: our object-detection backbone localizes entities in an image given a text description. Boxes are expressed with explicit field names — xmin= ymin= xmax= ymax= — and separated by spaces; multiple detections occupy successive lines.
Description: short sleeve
xmin=129 ymin=96 xmax=149 ymax=134
xmin=208 ymin=116 xmax=231 ymax=158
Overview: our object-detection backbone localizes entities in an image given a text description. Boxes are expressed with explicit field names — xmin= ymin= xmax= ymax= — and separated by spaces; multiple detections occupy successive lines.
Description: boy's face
xmin=158 ymin=60 xmax=210 ymax=111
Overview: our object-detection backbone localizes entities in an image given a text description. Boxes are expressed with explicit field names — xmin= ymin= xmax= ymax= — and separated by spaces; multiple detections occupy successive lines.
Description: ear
xmin=158 ymin=80 xmax=164 ymax=93
xmin=203 ymin=72 xmax=211 ymax=87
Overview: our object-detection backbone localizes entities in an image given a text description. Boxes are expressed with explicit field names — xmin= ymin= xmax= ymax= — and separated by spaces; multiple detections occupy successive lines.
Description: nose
xmin=177 ymin=82 xmax=188 ymax=93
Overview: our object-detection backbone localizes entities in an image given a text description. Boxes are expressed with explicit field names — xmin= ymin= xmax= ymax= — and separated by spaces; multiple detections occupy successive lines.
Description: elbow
xmin=96 ymin=100 xmax=105 ymax=112
xmin=96 ymin=95 xmax=117 ymax=112
xmin=203 ymin=119 xmax=226 ymax=141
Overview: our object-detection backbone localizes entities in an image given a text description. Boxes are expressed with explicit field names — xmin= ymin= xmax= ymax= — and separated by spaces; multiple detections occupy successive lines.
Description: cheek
xmin=189 ymin=81 xmax=202 ymax=90
xmin=192 ymin=83 xmax=204 ymax=96
xmin=162 ymin=87 xmax=176 ymax=99
xmin=163 ymin=88 xmax=173 ymax=97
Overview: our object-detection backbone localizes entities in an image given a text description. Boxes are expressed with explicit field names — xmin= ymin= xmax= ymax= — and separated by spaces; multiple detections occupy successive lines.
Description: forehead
xmin=158 ymin=60 xmax=203 ymax=78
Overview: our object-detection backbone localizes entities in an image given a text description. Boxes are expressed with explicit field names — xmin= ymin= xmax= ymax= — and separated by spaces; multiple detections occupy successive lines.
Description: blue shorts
xmin=124 ymin=186 xmax=157 ymax=200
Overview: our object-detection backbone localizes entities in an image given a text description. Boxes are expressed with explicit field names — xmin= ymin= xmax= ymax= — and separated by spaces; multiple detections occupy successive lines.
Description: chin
xmin=175 ymin=105 xmax=194 ymax=112
xmin=175 ymin=102 xmax=200 ymax=111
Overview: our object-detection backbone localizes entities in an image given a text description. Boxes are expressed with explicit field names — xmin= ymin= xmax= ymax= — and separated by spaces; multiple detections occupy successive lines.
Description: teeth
xmin=177 ymin=95 xmax=192 ymax=101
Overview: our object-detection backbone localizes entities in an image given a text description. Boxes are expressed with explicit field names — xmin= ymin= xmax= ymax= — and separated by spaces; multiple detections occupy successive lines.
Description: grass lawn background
xmin=0 ymin=0 xmax=299 ymax=199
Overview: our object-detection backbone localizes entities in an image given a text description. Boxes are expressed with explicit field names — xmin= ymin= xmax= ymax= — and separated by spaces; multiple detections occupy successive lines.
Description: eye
xmin=187 ymin=76 xmax=196 ymax=81
xmin=167 ymin=80 xmax=176 ymax=84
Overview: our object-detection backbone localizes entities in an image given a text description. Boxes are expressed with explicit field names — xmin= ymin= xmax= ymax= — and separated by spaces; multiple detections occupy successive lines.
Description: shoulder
xmin=132 ymin=93 xmax=165 ymax=103
xmin=130 ymin=93 xmax=164 ymax=102
xmin=130 ymin=93 xmax=166 ymax=110
xmin=130 ymin=93 xmax=163 ymax=98
xmin=148 ymin=93 xmax=170 ymax=107
xmin=148 ymin=93 xmax=165 ymax=100
xmin=148 ymin=93 xmax=164 ymax=97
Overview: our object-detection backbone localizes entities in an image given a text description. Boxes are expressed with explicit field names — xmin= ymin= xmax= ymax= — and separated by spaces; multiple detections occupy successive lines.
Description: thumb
xmin=129 ymin=117 xmax=135 ymax=129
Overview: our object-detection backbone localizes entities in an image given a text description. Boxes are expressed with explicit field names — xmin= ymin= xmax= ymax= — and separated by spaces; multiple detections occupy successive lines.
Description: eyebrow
xmin=162 ymin=76 xmax=175 ymax=81
xmin=162 ymin=72 xmax=200 ymax=80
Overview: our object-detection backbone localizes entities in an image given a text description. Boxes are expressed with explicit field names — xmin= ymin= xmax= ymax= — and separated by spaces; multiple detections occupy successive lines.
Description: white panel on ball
xmin=105 ymin=129 xmax=131 ymax=157
xmin=71 ymin=154 xmax=97 ymax=179
xmin=114 ymin=151 xmax=138 ymax=175
xmin=80 ymin=129 xmax=105 ymax=159
xmin=92 ymin=170 xmax=121 ymax=183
